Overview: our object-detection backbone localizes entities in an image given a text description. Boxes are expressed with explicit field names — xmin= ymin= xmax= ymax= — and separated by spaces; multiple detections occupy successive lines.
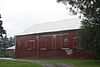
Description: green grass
xmin=20 ymin=58 xmax=100 ymax=67
xmin=0 ymin=59 xmax=43 ymax=67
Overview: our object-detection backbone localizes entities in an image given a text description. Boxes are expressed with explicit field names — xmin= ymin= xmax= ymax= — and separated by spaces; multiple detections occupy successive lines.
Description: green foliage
xmin=0 ymin=37 xmax=15 ymax=49
xmin=0 ymin=14 xmax=7 ymax=56
xmin=6 ymin=37 xmax=15 ymax=47
xmin=0 ymin=14 xmax=6 ymax=37
xmin=57 ymin=0 xmax=100 ymax=18
xmin=0 ymin=59 xmax=43 ymax=67
xmin=0 ymin=37 xmax=15 ymax=56
xmin=78 ymin=19 xmax=95 ymax=51
xmin=94 ymin=40 xmax=100 ymax=59
xmin=3 ymin=37 xmax=15 ymax=48
xmin=78 ymin=29 xmax=94 ymax=51
xmin=57 ymin=0 xmax=100 ymax=59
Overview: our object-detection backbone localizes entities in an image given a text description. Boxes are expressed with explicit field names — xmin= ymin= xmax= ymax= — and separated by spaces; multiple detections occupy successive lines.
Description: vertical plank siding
xmin=15 ymin=30 xmax=95 ymax=59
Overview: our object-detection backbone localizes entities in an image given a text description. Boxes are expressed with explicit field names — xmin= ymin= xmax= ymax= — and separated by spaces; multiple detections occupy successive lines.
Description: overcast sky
xmin=0 ymin=0 xmax=79 ymax=37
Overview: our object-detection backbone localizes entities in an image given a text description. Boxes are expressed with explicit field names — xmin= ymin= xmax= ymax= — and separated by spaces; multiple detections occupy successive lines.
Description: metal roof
xmin=16 ymin=18 xmax=81 ymax=36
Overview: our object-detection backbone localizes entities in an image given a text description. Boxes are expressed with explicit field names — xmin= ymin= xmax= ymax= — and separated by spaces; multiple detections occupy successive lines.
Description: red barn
xmin=15 ymin=19 xmax=95 ymax=59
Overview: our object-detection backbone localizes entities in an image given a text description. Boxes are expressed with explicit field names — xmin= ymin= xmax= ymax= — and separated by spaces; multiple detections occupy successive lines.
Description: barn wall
xmin=15 ymin=30 xmax=95 ymax=59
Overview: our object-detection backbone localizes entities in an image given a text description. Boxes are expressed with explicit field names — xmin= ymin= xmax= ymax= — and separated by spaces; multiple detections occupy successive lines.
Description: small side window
xmin=25 ymin=41 xmax=28 ymax=46
xmin=64 ymin=38 xmax=68 ymax=44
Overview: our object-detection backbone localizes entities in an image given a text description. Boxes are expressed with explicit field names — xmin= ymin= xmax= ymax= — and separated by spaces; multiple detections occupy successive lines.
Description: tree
xmin=57 ymin=0 xmax=100 ymax=59
xmin=6 ymin=37 xmax=15 ymax=47
xmin=1 ymin=37 xmax=15 ymax=48
xmin=0 ymin=14 xmax=6 ymax=49
xmin=0 ymin=14 xmax=7 ymax=56
xmin=0 ymin=15 xmax=6 ymax=37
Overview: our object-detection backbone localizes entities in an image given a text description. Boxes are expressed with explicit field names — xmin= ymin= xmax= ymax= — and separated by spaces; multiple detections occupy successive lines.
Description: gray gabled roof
xmin=17 ymin=18 xmax=81 ymax=36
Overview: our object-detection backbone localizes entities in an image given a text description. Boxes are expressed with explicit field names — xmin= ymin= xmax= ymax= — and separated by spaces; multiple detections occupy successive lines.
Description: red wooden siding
xmin=15 ymin=30 xmax=95 ymax=59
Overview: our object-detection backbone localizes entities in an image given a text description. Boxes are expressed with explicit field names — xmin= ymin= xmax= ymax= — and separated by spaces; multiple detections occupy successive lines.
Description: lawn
xmin=38 ymin=59 xmax=100 ymax=67
xmin=0 ymin=59 xmax=43 ymax=67
xmin=21 ymin=58 xmax=100 ymax=67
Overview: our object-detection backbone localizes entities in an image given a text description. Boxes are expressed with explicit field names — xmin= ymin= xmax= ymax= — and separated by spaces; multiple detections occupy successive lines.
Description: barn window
xmin=18 ymin=41 xmax=21 ymax=46
xmin=64 ymin=38 xmax=68 ymax=44
xmin=25 ymin=41 xmax=28 ymax=46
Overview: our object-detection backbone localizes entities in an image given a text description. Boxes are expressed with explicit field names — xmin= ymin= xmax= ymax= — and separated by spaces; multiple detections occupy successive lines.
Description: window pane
xmin=64 ymin=38 xmax=68 ymax=44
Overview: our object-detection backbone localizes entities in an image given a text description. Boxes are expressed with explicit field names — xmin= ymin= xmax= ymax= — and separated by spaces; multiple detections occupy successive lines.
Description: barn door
xmin=39 ymin=37 xmax=47 ymax=49
xmin=27 ymin=40 xmax=37 ymax=58
xmin=55 ymin=35 xmax=63 ymax=49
